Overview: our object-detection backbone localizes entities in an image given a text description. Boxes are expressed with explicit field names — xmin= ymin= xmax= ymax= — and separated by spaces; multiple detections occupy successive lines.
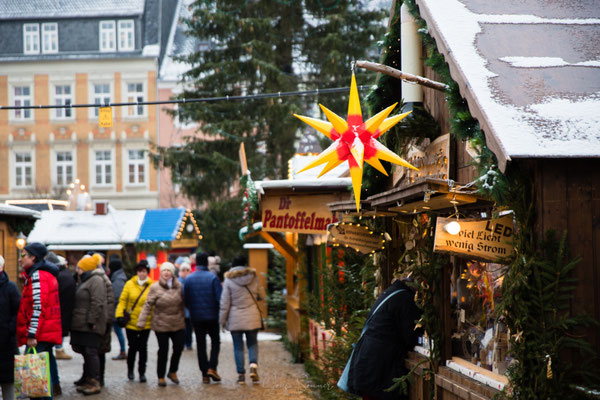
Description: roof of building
xmin=0 ymin=0 xmax=145 ymax=20
xmin=27 ymin=209 xmax=146 ymax=245
xmin=0 ymin=203 xmax=41 ymax=218
xmin=137 ymin=207 xmax=187 ymax=242
xmin=416 ymin=0 xmax=600 ymax=171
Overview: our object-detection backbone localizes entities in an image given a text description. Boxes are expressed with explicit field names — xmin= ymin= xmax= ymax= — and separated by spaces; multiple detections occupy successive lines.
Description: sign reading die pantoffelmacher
xmin=262 ymin=194 xmax=339 ymax=234
xmin=433 ymin=215 xmax=515 ymax=261
xmin=327 ymin=222 xmax=386 ymax=254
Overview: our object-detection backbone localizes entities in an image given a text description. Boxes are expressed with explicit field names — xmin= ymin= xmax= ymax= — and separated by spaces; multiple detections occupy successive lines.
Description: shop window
xmin=450 ymin=260 xmax=509 ymax=374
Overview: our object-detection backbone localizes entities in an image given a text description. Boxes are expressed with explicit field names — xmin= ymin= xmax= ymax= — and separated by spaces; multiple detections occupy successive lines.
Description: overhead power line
xmin=0 ymin=85 xmax=371 ymax=111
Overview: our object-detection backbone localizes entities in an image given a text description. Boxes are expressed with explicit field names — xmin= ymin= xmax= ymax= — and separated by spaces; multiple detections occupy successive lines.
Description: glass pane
xmin=138 ymin=164 xmax=144 ymax=182
xmin=106 ymin=165 xmax=112 ymax=184
xmin=25 ymin=167 xmax=32 ymax=185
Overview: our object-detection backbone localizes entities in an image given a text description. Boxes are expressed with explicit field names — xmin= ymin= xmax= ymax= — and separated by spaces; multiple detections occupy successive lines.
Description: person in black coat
xmin=347 ymin=278 xmax=423 ymax=400
xmin=46 ymin=252 xmax=76 ymax=361
xmin=0 ymin=255 xmax=21 ymax=400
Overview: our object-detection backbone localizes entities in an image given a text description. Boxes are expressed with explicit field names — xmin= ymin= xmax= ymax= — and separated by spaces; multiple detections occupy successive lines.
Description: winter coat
xmin=115 ymin=276 xmax=153 ymax=330
xmin=57 ymin=265 xmax=76 ymax=336
xmin=184 ymin=265 xmax=222 ymax=322
xmin=99 ymin=271 xmax=115 ymax=353
xmin=0 ymin=271 xmax=20 ymax=383
xmin=70 ymin=269 xmax=108 ymax=336
xmin=110 ymin=268 xmax=127 ymax=309
xmin=17 ymin=259 xmax=62 ymax=346
xmin=178 ymin=276 xmax=190 ymax=319
xmin=347 ymin=280 xmax=423 ymax=400
xmin=137 ymin=277 xmax=185 ymax=332
xmin=219 ymin=267 xmax=265 ymax=331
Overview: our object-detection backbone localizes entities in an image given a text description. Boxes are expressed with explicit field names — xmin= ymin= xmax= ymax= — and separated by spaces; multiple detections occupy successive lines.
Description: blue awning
xmin=137 ymin=208 xmax=186 ymax=242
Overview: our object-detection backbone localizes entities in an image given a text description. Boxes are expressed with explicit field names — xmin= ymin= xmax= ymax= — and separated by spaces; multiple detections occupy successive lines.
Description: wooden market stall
xmin=0 ymin=203 xmax=40 ymax=281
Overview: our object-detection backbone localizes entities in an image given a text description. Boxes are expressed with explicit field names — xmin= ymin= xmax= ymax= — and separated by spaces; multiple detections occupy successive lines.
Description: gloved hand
xmin=116 ymin=317 xmax=126 ymax=328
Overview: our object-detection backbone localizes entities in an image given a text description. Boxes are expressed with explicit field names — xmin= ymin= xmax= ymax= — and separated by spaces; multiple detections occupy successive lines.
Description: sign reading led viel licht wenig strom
xmin=262 ymin=194 xmax=339 ymax=234
xmin=433 ymin=215 xmax=515 ymax=261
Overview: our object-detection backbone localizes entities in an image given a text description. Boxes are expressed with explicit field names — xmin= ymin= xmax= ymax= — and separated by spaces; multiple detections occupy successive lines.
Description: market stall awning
xmin=0 ymin=203 xmax=41 ymax=218
xmin=48 ymin=244 xmax=123 ymax=251
xmin=137 ymin=208 xmax=187 ymax=242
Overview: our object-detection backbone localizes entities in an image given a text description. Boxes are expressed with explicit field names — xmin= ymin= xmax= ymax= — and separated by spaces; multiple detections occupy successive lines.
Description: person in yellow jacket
xmin=115 ymin=261 xmax=153 ymax=382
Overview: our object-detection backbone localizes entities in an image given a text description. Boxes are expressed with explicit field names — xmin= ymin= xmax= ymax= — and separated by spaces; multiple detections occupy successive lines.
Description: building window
xmin=13 ymin=86 xmax=32 ymax=120
xmin=126 ymin=82 xmax=144 ymax=117
xmin=94 ymin=150 xmax=112 ymax=185
xmin=118 ymin=20 xmax=134 ymax=51
xmin=93 ymin=83 xmax=111 ymax=117
xmin=42 ymin=23 xmax=58 ymax=54
xmin=15 ymin=152 xmax=33 ymax=187
xmin=54 ymin=85 xmax=73 ymax=119
xmin=55 ymin=151 xmax=73 ymax=186
xmin=99 ymin=21 xmax=116 ymax=52
xmin=127 ymin=150 xmax=145 ymax=184
xmin=23 ymin=24 xmax=40 ymax=54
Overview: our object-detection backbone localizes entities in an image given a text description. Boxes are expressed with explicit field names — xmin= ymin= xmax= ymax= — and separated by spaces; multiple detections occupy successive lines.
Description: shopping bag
xmin=14 ymin=347 xmax=52 ymax=398
xmin=337 ymin=347 xmax=354 ymax=392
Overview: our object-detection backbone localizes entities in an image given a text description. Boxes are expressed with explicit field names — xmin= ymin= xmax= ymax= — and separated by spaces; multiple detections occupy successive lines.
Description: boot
xmin=249 ymin=363 xmax=259 ymax=383
xmin=55 ymin=348 xmax=72 ymax=360
xmin=74 ymin=375 xmax=87 ymax=386
xmin=112 ymin=351 xmax=127 ymax=360
xmin=81 ymin=379 xmax=101 ymax=396
xmin=158 ymin=378 xmax=167 ymax=387
xmin=53 ymin=383 xmax=62 ymax=396
xmin=207 ymin=368 xmax=221 ymax=382
xmin=237 ymin=374 xmax=245 ymax=385
xmin=167 ymin=372 xmax=179 ymax=384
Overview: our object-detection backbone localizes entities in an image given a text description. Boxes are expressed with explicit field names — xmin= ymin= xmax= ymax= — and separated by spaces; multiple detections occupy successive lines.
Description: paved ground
xmin=52 ymin=331 xmax=314 ymax=399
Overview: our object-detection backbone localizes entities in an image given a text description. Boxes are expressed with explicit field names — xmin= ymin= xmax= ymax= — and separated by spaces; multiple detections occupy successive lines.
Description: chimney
xmin=94 ymin=201 xmax=109 ymax=215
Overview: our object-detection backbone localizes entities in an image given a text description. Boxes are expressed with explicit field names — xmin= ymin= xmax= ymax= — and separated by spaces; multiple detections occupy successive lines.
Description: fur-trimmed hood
xmin=224 ymin=266 xmax=256 ymax=286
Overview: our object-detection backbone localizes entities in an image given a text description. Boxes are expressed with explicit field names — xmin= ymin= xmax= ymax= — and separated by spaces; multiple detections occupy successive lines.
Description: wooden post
xmin=355 ymin=60 xmax=449 ymax=92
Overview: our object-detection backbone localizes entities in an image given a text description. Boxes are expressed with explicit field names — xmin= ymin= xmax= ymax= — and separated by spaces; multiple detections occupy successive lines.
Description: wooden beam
xmin=258 ymin=231 xmax=298 ymax=261
xmin=356 ymin=60 xmax=449 ymax=92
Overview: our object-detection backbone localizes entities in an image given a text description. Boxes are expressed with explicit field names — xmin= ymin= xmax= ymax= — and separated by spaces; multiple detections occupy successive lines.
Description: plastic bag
xmin=14 ymin=348 xmax=51 ymax=398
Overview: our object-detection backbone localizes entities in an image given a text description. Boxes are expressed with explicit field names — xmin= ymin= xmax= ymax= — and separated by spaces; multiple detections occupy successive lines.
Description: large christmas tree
xmin=156 ymin=0 xmax=387 ymax=259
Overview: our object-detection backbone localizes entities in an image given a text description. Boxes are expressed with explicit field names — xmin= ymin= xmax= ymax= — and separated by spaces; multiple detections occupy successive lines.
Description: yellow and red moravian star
xmin=293 ymin=73 xmax=418 ymax=212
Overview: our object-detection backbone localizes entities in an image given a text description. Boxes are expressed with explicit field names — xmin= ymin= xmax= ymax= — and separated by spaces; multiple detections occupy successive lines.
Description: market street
xmin=53 ymin=332 xmax=313 ymax=399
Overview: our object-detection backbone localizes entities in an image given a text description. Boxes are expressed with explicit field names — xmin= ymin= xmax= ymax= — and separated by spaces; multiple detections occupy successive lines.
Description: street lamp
xmin=16 ymin=232 xmax=27 ymax=251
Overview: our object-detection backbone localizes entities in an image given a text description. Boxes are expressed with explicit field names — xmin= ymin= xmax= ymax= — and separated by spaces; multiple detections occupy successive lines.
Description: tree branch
xmin=355 ymin=60 xmax=449 ymax=92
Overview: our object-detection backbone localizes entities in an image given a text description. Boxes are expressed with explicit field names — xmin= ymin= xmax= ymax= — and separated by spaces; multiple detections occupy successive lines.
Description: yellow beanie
xmin=78 ymin=254 xmax=101 ymax=272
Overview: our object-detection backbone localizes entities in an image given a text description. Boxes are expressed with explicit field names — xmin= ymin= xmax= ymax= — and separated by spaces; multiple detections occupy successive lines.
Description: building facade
xmin=0 ymin=0 xmax=180 ymax=209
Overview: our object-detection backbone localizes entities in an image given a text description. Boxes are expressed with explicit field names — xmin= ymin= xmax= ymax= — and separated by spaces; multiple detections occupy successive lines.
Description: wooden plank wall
xmin=423 ymin=65 xmax=478 ymax=185
xmin=533 ymin=158 xmax=600 ymax=360
xmin=0 ymin=221 xmax=18 ymax=281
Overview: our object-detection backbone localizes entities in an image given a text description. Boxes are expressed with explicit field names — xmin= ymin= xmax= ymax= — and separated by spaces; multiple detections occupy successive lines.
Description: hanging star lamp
xmin=293 ymin=73 xmax=418 ymax=212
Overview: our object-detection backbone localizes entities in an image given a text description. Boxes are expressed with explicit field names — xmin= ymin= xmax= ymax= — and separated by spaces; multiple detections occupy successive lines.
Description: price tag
xmin=99 ymin=107 xmax=113 ymax=127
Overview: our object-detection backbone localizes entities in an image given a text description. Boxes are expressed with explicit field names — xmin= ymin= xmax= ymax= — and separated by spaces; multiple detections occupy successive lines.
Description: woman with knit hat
xmin=137 ymin=262 xmax=185 ymax=387
xmin=115 ymin=261 xmax=153 ymax=382
xmin=70 ymin=254 xmax=108 ymax=396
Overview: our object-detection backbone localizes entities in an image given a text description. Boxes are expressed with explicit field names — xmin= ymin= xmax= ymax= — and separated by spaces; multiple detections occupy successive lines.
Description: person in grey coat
xmin=109 ymin=257 xmax=128 ymax=360
xmin=219 ymin=255 xmax=266 ymax=385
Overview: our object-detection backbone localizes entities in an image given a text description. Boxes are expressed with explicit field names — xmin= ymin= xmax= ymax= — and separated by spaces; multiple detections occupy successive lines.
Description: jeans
xmin=155 ymin=330 xmax=185 ymax=378
xmin=231 ymin=330 xmax=258 ymax=374
xmin=125 ymin=329 xmax=150 ymax=375
xmin=25 ymin=342 xmax=57 ymax=399
xmin=113 ymin=322 xmax=126 ymax=353
xmin=81 ymin=346 xmax=100 ymax=381
xmin=1 ymin=383 xmax=15 ymax=400
xmin=184 ymin=318 xmax=193 ymax=348
xmin=192 ymin=320 xmax=220 ymax=375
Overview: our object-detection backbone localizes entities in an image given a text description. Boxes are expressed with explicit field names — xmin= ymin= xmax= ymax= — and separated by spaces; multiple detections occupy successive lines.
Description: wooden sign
xmin=393 ymin=134 xmax=449 ymax=187
xmin=99 ymin=107 xmax=113 ymax=127
xmin=433 ymin=215 xmax=514 ymax=261
xmin=262 ymin=194 xmax=338 ymax=234
xmin=171 ymin=237 xmax=198 ymax=249
xmin=327 ymin=222 xmax=386 ymax=254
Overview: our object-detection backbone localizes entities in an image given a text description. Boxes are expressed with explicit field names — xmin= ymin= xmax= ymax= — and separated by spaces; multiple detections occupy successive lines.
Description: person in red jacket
xmin=17 ymin=242 xmax=62 ymax=399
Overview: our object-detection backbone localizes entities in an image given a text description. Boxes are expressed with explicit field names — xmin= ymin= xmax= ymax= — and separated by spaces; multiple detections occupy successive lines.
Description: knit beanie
xmin=160 ymin=262 xmax=176 ymax=275
xmin=24 ymin=242 xmax=48 ymax=260
xmin=56 ymin=255 xmax=67 ymax=266
xmin=78 ymin=254 xmax=101 ymax=272
xmin=135 ymin=260 xmax=150 ymax=272
xmin=45 ymin=251 xmax=60 ymax=265
xmin=109 ymin=258 xmax=123 ymax=273
xmin=180 ymin=262 xmax=191 ymax=272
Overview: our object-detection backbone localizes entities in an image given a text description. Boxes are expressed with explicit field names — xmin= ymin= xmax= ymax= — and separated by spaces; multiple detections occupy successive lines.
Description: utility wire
xmin=0 ymin=85 xmax=370 ymax=111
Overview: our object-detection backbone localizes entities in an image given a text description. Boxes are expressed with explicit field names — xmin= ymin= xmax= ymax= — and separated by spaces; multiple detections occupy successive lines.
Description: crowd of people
xmin=0 ymin=243 xmax=265 ymax=399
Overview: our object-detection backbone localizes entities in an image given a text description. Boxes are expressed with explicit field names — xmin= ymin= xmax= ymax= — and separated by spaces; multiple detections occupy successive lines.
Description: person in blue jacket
xmin=183 ymin=252 xmax=222 ymax=384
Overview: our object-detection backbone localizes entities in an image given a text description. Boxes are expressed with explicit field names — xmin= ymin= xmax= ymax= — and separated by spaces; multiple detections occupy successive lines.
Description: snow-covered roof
xmin=27 ymin=209 xmax=146 ymax=246
xmin=0 ymin=203 xmax=40 ymax=218
xmin=255 ymin=178 xmax=352 ymax=194
xmin=416 ymin=0 xmax=600 ymax=171
xmin=0 ymin=0 xmax=145 ymax=20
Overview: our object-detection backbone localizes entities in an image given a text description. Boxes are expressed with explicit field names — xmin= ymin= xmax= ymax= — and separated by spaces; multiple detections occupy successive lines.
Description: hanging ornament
xmin=546 ymin=354 xmax=553 ymax=379
xmin=293 ymin=73 xmax=418 ymax=211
